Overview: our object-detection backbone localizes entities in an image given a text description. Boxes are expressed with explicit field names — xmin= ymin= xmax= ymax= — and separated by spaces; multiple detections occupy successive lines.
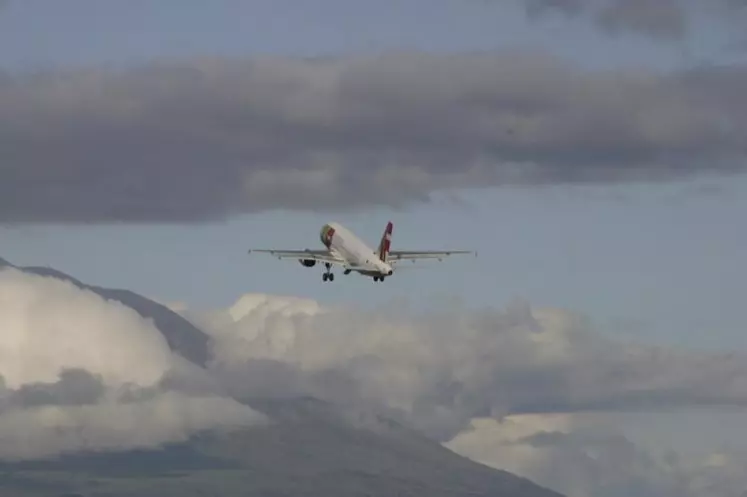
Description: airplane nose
xmin=388 ymin=270 xmax=393 ymax=275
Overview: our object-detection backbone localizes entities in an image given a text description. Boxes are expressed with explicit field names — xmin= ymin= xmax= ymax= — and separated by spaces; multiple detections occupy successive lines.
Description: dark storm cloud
xmin=525 ymin=0 xmax=591 ymax=18
xmin=524 ymin=0 xmax=685 ymax=39
xmin=521 ymin=0 xmax=747 ymax=40
xmin=596 ymin=0 xmax=686 ymax=39
xmin=1 ymin=51 xmax=746 ymax=224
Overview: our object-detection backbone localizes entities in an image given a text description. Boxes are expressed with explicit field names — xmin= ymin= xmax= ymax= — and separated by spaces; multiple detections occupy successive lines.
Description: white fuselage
xmin=322 ymin=222 xmax=392 ymax=276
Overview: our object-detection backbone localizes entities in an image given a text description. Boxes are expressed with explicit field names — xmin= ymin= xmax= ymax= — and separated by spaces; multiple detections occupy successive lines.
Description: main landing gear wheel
xmin=323 ymin=263 xmax=334 ymax=282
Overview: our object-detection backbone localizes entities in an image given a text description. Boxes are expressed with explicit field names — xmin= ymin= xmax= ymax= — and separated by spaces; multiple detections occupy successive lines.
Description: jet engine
xmin=299 ymin=259 xmax=316 ymax=267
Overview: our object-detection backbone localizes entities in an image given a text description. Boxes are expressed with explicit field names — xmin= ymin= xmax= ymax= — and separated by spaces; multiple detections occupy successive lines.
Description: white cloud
xmin=0 ymin=268 xmax=266 ymax=460
xmin=0 ymin=392 xmax=260 ymax=461
xmin=203 ymin=293 xmax=747 ymax=429
xmin=445 ymin=414 xmax=574 ymax=478
xmin=445 ymin=413 xmax=747 ymax=497
xmin=4 ymin=268 xmax=747 ymax=495
xmin=196 ymin=291 xmax=747 ymax=497
xmin=0 ymin=268 xmax=175 ymax=388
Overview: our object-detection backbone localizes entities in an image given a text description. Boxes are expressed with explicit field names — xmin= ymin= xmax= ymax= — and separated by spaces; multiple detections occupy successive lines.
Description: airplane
xmin=247 ymin=221 xmax=475 ymax=282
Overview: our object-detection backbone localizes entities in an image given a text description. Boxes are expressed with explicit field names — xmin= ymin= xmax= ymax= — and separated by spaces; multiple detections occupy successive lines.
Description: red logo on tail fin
xmin=378 ymin=222 xmax=393 ymax=261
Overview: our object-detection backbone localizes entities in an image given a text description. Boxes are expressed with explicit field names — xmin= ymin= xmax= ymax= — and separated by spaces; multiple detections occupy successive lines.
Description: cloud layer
xmin=446 ymin=414 xmax=747 ymax=497
xmin=193 ymin=292 xmax=747 ymax=497
xmin=200 ymin=294 xmax=747 ymax=439
xmin=4 ymin=265 xmax=747 ymax=495
xmin=522 ymin=0 xmax=747 ymax=41
xmin=2 ymin=50 xmax=746 ymax=223
xmin=0 ymin=268 xmax=265 ymax=460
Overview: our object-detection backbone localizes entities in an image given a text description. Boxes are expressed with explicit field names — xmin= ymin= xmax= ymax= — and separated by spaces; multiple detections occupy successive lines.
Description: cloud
xmin=0 ymin=268 xmax=265 ymax=460
xmin=4 ymin=268 xmax=747 ymax=494
xmin=446 ymin=414 xmax=747 ymax=497
xmin=0 ymin=267 xmax=179 ymax=388
xmin=193 ymin=292 xmax=747 ymax=496
xmin=1 ymin=51 xmax=746 ymax=224
xmin=201 ymin=294 xmax=747 ymax=440
xmin=6 ymin=369 xmax=106 ymax=408
xmin=520 ymin=0 xmax=747 ymax=41
xmin=596 ymin=0 xmax=687 ymax=39
xmin=0 ymin=391 xmax=260 ymax=461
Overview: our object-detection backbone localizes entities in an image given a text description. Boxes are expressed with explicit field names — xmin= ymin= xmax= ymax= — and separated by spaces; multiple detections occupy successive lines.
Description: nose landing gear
xmin=373 ymin=276 xmax=385 ymax=282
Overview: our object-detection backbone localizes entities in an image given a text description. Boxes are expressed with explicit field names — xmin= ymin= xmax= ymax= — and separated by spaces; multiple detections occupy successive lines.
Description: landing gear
xmin=373 ymin=276 xmax=385 ymax=282
xmin=322 ymin=263 xmax=334 ymax=282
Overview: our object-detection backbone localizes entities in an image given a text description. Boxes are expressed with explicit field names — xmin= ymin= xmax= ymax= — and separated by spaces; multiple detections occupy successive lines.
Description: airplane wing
xmin=387 ymin=250 xmax=475 ymax=262
xmin=247 ymin=249 xmax=347 ymax=265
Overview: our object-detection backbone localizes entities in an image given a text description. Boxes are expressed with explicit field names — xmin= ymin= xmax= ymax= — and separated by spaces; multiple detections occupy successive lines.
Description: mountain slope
xmin=0 ymin=258 xmax=209 ymax=366
xmin=195 ymin=396 xmax=564 ymax=497
xmin=0 ymin=397 xmax=564 ymax=497
xmin=0 ymin=258 xmax=565 ymax=497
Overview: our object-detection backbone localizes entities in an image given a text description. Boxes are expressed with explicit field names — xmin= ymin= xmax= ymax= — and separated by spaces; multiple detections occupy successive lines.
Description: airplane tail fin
xmin=377 ymin=221 xmax=393 ymax=262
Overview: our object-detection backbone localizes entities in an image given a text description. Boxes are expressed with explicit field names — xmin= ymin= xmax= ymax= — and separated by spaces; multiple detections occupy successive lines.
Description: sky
xmin=0 ymin=0 xmax=717 ymax=68
xmin=1 ymin=0 xmax=745 ymax=346
xmin=2 ymin=1 xmax=747 ymax=495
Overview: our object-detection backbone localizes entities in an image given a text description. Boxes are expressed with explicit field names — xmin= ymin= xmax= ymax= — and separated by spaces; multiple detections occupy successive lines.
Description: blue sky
xmin=1 ymin=0 xmax=746 ymax=353
xmin=0 ymin=0 xmax=730 ymax=69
